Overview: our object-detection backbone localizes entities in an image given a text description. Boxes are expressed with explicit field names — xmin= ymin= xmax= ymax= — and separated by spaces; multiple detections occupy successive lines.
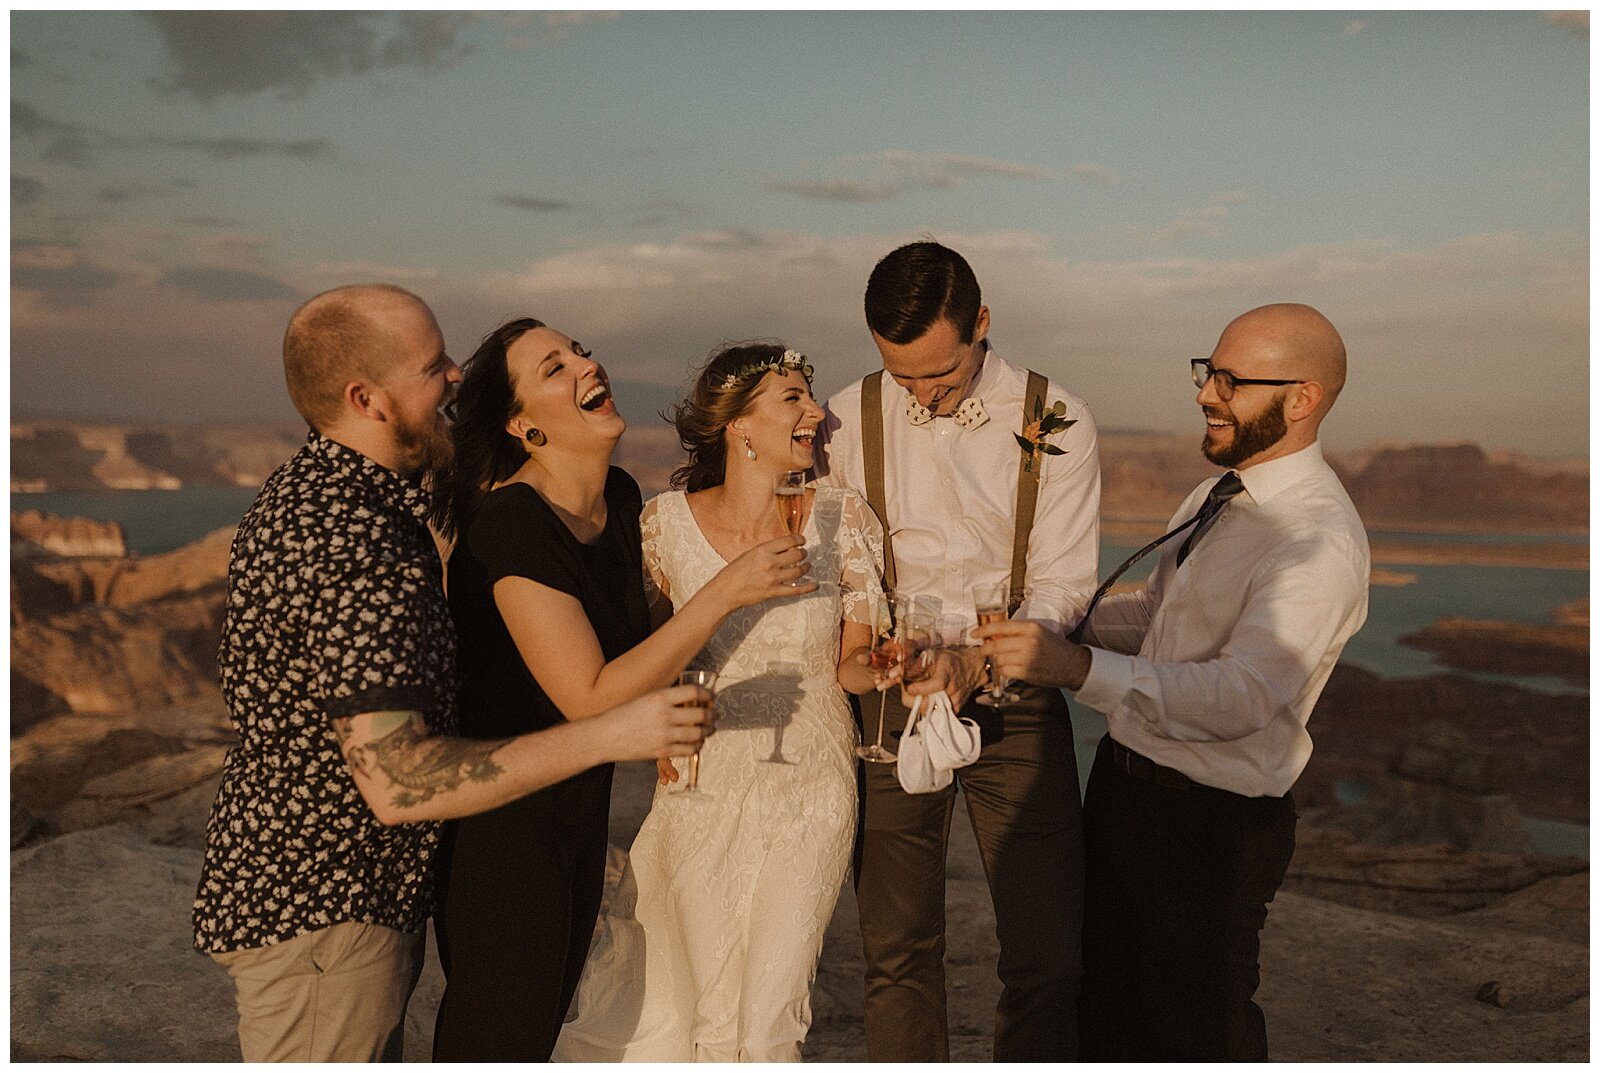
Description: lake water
xmin=17 ymin=488 xmax=1589 ymax=855
xmin=18 ymin=489 xmax=1588 ymax=696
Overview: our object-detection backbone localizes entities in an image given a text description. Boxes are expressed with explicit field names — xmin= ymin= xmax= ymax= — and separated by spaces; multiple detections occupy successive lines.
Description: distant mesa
xmin=12 ymin=509 xmax=126 ymax=560
xmin=11 ymin=422 xmax=1591 ymax=540
xmin=11 ymin=420 xmax=307 ymax=493
xmin=1370 ymin=566 xmax=1417 ymax=587
xmin=1399 ymin=615 xmax=1588 ymax=687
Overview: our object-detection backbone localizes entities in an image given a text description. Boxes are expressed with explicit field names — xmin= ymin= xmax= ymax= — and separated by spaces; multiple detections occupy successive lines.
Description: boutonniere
xmin=1013 ymin=398 xmax=1076 ymax=474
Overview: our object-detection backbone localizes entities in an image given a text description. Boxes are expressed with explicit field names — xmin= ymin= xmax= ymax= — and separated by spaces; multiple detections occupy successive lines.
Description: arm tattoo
xmin=340 ymin=710 xmax=512 ymax=810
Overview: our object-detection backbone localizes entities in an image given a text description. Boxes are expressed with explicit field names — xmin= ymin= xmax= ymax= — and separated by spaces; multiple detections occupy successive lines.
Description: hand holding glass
xmin=674 ymin=670 xmax=718 ymax=791
xmin=973 ymin=583 xmax=1020 ymax=706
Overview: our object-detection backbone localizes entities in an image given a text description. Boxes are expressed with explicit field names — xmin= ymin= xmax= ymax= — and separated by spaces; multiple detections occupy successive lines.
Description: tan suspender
xmin=1010 ymin=370 xmax=1048 ymax=612
xmin=860 ymin=371 xmax=896 ymax=592
xmin=858 ymin=369 xmax=1048 ymax=612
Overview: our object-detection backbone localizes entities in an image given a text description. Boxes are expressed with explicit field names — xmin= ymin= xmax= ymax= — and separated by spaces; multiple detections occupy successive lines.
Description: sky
xmin=9 ymin=10 xmax=1591 ymax=457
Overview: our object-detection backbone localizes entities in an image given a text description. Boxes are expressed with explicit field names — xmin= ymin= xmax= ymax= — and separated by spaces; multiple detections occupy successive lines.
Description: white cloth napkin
xmin=896 ymin=691 xmax=982 ymax=794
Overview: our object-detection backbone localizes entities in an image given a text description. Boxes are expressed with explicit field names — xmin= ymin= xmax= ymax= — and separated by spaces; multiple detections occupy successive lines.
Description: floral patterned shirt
xmin=193 ymin=432 xmax=457 ymax=954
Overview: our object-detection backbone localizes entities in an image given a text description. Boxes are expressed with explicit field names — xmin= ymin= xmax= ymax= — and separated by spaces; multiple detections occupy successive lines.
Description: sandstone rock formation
xmin=1300 ymin=665 xmax=1588 ymax=825
xmin=1400 ymin=616 xmax=1588 ymax=686
xmin=11 ymin=510 xmax=127 ymax=560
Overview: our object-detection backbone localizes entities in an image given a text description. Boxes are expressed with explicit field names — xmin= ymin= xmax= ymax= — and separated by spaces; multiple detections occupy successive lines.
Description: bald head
xmin=282 ymin=284 xmax=434 ymax=430
xmin=1217 ymin=303 xmax=1347 ymax=415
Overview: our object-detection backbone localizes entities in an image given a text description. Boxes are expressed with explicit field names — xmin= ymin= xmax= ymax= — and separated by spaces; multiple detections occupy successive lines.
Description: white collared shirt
xmin=1074 ymin=441 xmax=1370 ymax=798
xmin=814 ymin=346 xmax=1100 ymax=635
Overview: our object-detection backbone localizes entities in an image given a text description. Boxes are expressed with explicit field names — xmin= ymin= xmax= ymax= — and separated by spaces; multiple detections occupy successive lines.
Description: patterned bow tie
xmin=905 ymin=395 xmax=989 ymax=430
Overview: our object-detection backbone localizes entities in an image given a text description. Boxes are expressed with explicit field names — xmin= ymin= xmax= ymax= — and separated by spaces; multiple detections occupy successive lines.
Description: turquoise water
xmin=15 ymin=487 xmax=260 ymax=555
xmin=20 ymin=490 xmax=1588 ymax=697
xmin=1103 ymin=541 xmax=1588 ymax=696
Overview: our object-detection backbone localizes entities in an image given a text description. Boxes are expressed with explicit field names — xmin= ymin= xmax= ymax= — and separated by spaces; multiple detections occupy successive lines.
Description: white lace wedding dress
xmin=553 ymin=485 xmax=883 ymax=1062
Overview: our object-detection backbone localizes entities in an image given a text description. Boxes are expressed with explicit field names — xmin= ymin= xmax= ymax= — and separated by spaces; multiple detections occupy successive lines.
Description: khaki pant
xmin=211 ymin=921 xmax=425 ymax=1062
xmin=855 ymin=685 xmax=1084 ymax=1061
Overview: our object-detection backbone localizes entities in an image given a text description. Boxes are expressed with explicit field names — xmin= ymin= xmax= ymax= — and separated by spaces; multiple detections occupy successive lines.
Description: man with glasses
xmin=976 ymin=303 xmax=1370 ymax=1060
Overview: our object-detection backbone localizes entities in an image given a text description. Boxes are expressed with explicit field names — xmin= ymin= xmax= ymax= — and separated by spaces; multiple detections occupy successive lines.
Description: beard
xmin=395 ymin=411 xmax=455 ymax=478
xmin=1203 ymin=393 xmax=1288 ymax=468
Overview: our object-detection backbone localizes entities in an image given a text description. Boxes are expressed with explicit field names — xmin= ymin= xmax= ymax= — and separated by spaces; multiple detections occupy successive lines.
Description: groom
xmin=814 ymin=241 xmax=1101 ymax=1060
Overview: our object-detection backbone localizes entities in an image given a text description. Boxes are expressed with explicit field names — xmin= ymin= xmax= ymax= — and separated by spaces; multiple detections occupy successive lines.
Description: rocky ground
xmin=9 ymin=509 xmax=1590 ymax=1061
xmin=9 ymin=694 xmax=1589 ymax=1062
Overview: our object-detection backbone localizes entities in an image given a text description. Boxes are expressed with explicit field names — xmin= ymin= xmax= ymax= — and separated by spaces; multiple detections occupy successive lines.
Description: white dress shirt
xmin=814 ymin=345 xmax=1100 ymax=635
xmin=1075 ymin=440 xmax=1370 ymax=798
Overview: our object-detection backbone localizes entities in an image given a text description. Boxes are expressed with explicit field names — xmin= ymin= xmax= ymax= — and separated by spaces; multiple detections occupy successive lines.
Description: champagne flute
xmin=973 ymin=582 xmax=1021 ymax=706
xmin=856 ymin=594 xmax=930 ymax=763
xmin=775 ymin=471 xmax=808 ymax=587
xmin=675 ymin=669 xmax=718 ymax=792
xmin=775 ymin=470 xmax=806 ymax=536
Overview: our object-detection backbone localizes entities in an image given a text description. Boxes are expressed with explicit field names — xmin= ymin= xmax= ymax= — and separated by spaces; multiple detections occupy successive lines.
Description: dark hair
xmin=429 ymin=316 xmax=546 ymax=540
xmin=668 ymin=341 xmax=807 ymax=493
xmin=863 ymin=241 xmax=981 ymax=345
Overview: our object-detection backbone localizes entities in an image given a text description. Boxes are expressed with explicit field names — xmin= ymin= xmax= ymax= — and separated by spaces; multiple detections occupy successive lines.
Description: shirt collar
xmin=1236 ymin=440 xmax=1326 ymax=505
xmin=306 ymin=431 xmax=434 ymax=526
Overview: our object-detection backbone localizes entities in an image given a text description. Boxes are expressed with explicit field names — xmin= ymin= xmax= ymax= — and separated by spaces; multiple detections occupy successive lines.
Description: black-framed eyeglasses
xmin=1190 ymin=359 xmax=1304 ymax=401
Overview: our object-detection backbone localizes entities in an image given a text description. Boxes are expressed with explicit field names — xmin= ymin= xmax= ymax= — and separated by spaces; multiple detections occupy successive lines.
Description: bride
xmin=554 ymin=343 xmax=884 ymax=1062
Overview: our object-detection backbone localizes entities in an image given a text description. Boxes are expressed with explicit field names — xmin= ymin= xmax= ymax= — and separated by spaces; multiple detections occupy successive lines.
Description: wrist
xmin=1065 ymin=643 xmax=1092 ymax=692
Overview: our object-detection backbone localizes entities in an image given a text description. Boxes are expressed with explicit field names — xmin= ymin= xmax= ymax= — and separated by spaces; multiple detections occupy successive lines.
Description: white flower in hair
xmin=721 ymin=348 xmax=814 ymax=389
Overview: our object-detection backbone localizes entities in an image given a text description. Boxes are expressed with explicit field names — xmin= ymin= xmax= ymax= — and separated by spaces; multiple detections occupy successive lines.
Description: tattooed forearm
xmin=356 ymin=712 xmax=512 ymax=809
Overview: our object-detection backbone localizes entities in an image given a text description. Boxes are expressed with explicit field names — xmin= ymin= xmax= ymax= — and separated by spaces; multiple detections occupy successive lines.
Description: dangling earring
xmin=524 ymin=427 xmax=547 ymax=449
xmin=743 ymin=434 xmax=757 ymax=461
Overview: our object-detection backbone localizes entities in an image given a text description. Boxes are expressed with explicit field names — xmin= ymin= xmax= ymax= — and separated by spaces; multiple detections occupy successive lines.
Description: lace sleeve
xmin=640 ymin=496 xmax=671 ymax=610
xmin=834 ymin=487 xmax=885 ymax=627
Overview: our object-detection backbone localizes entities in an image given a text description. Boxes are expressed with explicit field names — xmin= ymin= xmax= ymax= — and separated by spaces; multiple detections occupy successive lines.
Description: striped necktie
xmin=1069 ymin=471 xmax=1244 ymax=644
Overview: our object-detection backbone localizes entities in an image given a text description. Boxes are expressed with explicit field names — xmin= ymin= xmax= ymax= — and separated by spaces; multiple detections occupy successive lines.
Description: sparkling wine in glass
xmin=775 ymin=470 xmax=806 ymax=537
xmin=857 ymin=621 xmax=901 ymax=764
xmin=856 ymin=594 xmax=932 ymax=764
xmin=973 ymin=583 xmax=1021 ymax=706
xmin=675 ymin=669 xmax=718 ymax=792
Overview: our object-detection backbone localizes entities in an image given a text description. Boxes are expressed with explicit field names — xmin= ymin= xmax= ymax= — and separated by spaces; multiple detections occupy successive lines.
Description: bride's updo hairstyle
xmin=430 ymin=316 xmax=546 ymax=541
xmin=669 ymin=341 xmax=812 ymax=493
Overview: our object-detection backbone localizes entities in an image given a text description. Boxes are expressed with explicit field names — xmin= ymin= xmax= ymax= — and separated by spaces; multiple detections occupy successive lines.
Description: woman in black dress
xmin=428 ymin=318 xmax=812 ymax=1061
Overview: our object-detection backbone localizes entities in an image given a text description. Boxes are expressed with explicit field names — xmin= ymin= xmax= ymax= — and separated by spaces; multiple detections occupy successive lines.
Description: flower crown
xmin=720 ymin=348 xmax=814 ymax=390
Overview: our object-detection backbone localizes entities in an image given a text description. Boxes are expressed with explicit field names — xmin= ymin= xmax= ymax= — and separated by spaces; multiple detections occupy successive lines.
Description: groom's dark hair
xmin=864 ymin=241 xmax=982 ymax=345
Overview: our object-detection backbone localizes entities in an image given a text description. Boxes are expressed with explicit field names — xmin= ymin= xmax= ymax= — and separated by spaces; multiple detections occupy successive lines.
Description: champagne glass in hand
xmin=675 ymin=670 xmax=718 ymax=792
xmin=856 ymin=594 xmax=930 ymax=763
xmin=973 ymin=583 xmax=1021 ymax=706
xmin=774 ymin=471 xmax=808 ymax=587
xmin=775 ymin=470 xmax=806 ymax=536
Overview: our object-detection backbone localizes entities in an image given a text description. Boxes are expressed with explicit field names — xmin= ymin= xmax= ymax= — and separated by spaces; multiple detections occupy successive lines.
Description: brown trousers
xmin=854 ymin=685 xmax=1084 ymax=1061
xmin=211 ymin=921 xmax=425 ymax=1062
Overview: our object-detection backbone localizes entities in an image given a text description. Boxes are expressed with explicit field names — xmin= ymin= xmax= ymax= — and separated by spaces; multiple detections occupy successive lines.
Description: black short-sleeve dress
xmin=432 ymin=467 xmax=650 ymax=1062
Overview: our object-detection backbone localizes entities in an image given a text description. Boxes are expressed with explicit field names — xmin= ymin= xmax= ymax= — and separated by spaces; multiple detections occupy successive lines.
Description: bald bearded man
xmin=976 ymin=304 xmax=1370 ymax=1060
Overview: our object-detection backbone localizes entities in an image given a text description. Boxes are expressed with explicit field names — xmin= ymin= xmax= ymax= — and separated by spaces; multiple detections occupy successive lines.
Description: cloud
xmin=426 ymin=227 xmax=1583 ymax=456
xmin=11 ymin=241 xmax=120 ymax=304
xmin=305 ymin=261 xmax=442 ymax=285
xmin=494 ymin=194 xmax=579 ymax=213
xmin=489 ymin=10 xmax=620 ymax=48
xmin=174 ymin=215 xmax=239 ymax=228
xmin=1542 ymin=11 xmax=1588 ymax=37
xmin=1512 ymin=167 xmax=1566 ymax=195
xmin=12 ymin=175 xmax=44 ymax=208
xmin=11 ymin=100 xmax=117 ymax=169
xmin=1111 ymin=191 xmax=1250 ymax=245
xmin=152 ymin=136 xmax=333 ymax=162
xmin=6 ymin=225 xmax=1587 ymax=456
xmin=160 ymin=265 xmax=296 ymax=301
xmin=762 ymin=150 xmax=1117 ymax=203
xmin=144 ymin=12 xmax=474 ymax=101
xmin=762 ymin=178 xmax=904 ymax=203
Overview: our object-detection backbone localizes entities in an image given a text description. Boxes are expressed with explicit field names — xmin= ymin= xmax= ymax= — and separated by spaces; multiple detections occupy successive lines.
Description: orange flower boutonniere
xmin=1013 ymin=397 xmax=1076 ymax=474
